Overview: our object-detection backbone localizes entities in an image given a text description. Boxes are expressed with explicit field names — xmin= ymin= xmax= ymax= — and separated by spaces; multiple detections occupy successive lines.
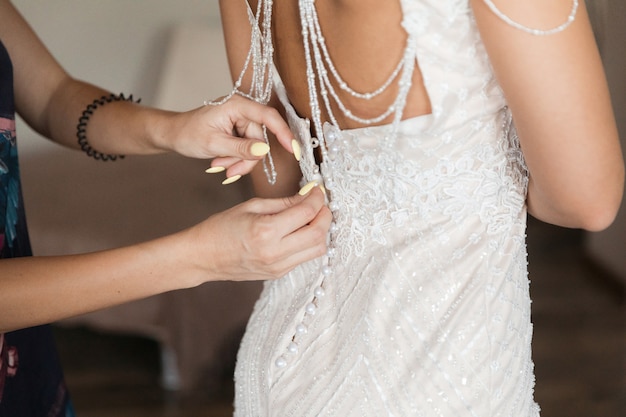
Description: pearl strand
xmin=482 ymin=0 xmax=578 ymax=36
xmin=205 ymin=0 xmax=277 ymax=184
xmin=308 ymin=4 xmax=404 ymax=100
xmin=299 ymin=0 xmax=415 ymax=140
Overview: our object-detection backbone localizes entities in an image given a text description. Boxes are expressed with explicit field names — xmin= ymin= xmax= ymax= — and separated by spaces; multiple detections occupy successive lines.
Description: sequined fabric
xmin=234 ymin=1 xmax=538 ymax=416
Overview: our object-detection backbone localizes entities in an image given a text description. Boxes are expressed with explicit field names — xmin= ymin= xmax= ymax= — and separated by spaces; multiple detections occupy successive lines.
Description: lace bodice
xmin=229 ymin=1 xmax=576 ymax=416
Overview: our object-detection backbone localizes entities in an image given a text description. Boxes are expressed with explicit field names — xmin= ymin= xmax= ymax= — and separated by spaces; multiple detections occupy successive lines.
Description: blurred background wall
xmin=14 ymin=0 xmax=221 ymax=116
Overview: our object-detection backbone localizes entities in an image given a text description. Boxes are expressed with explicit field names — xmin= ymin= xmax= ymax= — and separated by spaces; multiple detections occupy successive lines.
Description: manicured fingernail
xmin=292 ymin=139 xmax=301 ymax=161
xmin=222 ymin=175 xmax=242 ymax=185
xmin=251 ymin=142 xmax=270 ymax=156
xmin=319 ymin=185 xmax=326 ymax=195
xmin=298 ymin=180 xmax=318 ymax=195
xmin=205 ymin=166 xmax=225 ymax=174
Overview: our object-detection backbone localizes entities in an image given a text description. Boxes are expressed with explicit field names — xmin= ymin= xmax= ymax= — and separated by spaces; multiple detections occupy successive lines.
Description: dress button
xmin=275 ymin=356 xmax=287 ymax=368
xmin=287 ymin=342 xmax=299 ymax=354
xmin=296 ymin=323 xmax=308 ymax=334
xmin=314 ymin=286 xmax=325 ymax=298
xmin=305 ymin=302 xmax=317 ymax=315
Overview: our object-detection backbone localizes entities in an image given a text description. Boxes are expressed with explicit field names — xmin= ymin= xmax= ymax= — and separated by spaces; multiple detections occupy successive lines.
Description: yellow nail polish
xmin=251 ymin=142 xmax=270 ymax=157
xmin=292 ymin=139 xmax=302 ymax=162
xmin=222 ymin=175 xmax=242 ymax=185
xmin=205 ymin=166 xmax=226 ymax=174
xmin=298 ymin=180 xmax=318 ymax=196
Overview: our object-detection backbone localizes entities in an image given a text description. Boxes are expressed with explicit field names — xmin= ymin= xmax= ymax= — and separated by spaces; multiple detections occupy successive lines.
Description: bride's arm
xmin=220 ymin=0 xmax=302 ymax=198
xmin=472 ymin=0 xmax=624 ymax=231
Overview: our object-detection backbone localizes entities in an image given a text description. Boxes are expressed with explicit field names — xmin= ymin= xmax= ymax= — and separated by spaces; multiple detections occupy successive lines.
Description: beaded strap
xmin=204 ymin=1 xmax=277 ymax=184
xmin=482 ymin=0 xmax=579 ymax=36
xmin=77 ymin=93 xmax=141 ymax=161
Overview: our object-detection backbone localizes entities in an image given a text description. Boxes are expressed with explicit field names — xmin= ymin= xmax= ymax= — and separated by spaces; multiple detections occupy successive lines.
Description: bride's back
xmin=249 ymin=0 xmax=432 ymax=129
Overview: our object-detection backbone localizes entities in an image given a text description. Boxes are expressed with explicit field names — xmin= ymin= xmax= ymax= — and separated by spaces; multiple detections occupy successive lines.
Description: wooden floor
xmin=53 ymin=218 xmax=626 ymax=417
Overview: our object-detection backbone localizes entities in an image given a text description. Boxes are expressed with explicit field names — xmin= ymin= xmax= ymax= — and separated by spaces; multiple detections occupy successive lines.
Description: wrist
xmin=143 ymin=108 xmax=181 ymax=154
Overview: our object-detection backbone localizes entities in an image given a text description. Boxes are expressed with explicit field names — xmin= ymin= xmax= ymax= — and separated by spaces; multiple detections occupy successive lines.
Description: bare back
xmin=254 ymin=0 xmax=432 ymax=129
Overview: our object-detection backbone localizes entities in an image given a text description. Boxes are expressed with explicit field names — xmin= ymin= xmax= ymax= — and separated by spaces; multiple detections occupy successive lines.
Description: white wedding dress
xmin=231 ymin=1 xmax=577 ymax=416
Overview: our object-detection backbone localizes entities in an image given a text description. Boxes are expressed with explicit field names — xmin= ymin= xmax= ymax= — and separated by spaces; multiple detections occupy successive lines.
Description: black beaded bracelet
xmin=76 ymin=93 xmax=141 ymax=161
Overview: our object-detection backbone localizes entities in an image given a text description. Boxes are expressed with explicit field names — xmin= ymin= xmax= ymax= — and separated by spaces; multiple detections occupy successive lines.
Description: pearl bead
xmin=322 ymin=266 xmax=332 ymax=276
xmin=296 ymin=323 xmax=308 ymax=334
xmin=275 ymin=356 xmax=287 ymax=368
xmin=314 ymin=286 xmax=326 ymax=298
xmin=305 ymin=302 xmax=317 ymax=315
xmin=288 ymin=342 xmax=299 ymax=354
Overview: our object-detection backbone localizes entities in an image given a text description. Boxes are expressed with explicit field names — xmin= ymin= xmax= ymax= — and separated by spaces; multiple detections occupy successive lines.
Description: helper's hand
xmin=163 ymin=95 xmax=298 ymax=178
xmin=185 ymin=186 xmax=330 ymax=283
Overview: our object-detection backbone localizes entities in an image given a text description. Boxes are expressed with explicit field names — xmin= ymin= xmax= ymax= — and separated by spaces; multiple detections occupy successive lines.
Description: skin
xmin=220 ymin=0 xmax=624 ymax=231
xmin=0 ymin=0 xmax=332 ymax=333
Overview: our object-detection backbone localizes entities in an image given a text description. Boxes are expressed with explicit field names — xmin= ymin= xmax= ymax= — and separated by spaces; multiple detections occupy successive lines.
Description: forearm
xmin=43 ymin=77 xmax=175 ymax=155
xmin=0 ymin=231 xmax=199 ymax=333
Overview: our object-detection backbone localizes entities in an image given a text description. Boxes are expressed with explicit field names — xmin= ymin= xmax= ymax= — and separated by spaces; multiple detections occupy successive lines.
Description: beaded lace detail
xmin=227 ymin=1 xmax=570 ymax=416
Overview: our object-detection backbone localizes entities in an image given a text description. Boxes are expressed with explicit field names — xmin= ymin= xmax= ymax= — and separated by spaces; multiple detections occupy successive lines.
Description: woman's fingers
xmin=202 ymin=132 xmax=267 ymax=161
xmin=206 ymin=157 xmax=259 ymax=180
xmin=278 ymin=203 xmax=332 ymax=263
xmin=196 ymin=96 xmax=302 ymax=180
xmin=227 ymin=95 xmax=296 ymax=154
xmin=195 ymin=187 xmax=330 ymax=282
xmin=243 ymin=188 xmax=331 ymax=277
xmin=253 ymin=187 xmax=328 ymax=232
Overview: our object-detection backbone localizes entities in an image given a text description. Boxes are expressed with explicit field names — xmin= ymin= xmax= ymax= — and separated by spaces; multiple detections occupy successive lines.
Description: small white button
xmin=314 ymin=286 xmax=325 ymax=298
xmin=275 ymin=356 xmax=287 ymax=368
xmin=305 ymin=302 xmax=317 ymax=315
